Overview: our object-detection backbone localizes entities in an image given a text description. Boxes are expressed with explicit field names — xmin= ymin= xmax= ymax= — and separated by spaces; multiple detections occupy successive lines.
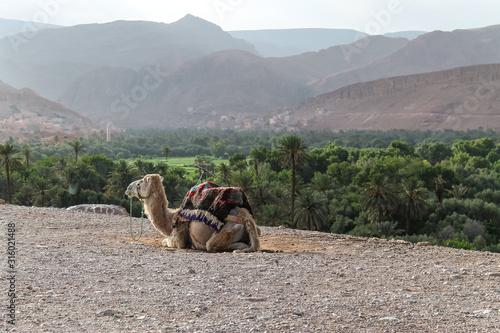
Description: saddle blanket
xmin=178 ymin=181 xmax=253 ymax=232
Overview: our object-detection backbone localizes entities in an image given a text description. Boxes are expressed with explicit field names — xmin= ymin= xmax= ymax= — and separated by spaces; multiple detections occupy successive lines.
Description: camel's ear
xmin=160 ymin=176 xmax=164 ymax=182
xmin=145 ymin=176 xmax=151 ymax=183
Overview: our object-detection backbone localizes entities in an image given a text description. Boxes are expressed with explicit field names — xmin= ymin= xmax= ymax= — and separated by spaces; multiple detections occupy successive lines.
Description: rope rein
xmin=129 ymin=197 xmax=145 ymax=241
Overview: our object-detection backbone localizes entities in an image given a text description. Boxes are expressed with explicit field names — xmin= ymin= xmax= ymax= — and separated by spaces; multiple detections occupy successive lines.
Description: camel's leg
xmin=162 ymin=236 xmax=177 ymax=248
xmin=205 ymin=223 xmax=251 ymax=252
xmin=206 ymin=211 xmax=260 ymax=253
xmin=161 ymin=221 xmax=189 ymax=249
xmin=237 ymin=209 xmax=260 ymax=252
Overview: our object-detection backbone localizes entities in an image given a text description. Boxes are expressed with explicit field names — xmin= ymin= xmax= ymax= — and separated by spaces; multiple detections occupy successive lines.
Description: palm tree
xmin=68 ymin=138 xmax=85 ymax=162
xmin=250 ymin=179 xmax=275 ymax=210
xmin=294 ymin=189 xmax=328 ymax=231
xmin=398 ymin=177 xmax=430 ymax=235
xmin=216 ymin=162 xmax=231 ymax=186
xmin=134 ymin=159 xmax=157 ymax=177
xmin=375 ymin=220 xmax=404 ymax=238
xmin=21 ymin=145 xmax=33 ymax=167
xmin=30 ymin=176 xmax=51 ymax=206
xmin=51 ymin=158 xmax=69 ymax=181
xmin=277 ymin=135 xmax=309 ymax=227
xmin=360 ymin=173 xmax=398 ymax=224
xmin=233 ymin=160 xmax=248 ymax=176
xmin=447 ymin=184 xmax=468 ymax=199
xmin=0 ymin=143 xmax=20 ymax=203
xmin=162 ymin=146 xmax=171 ymax=161
xmin=310 ymin=172 xmax=336 ymax=193
xmin=231 ymin=170 xmax=254 ymax=195
xmin=105 ymin=160 xmax=137 ymax=198
xmin=434 ymin=174 xmax=446 ymax=204
xmin=258 ymin=204 xmax=288 ymax=226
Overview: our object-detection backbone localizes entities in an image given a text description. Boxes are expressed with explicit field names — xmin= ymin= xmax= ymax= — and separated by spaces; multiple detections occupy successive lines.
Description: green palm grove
xmin=2 ymin=130 xmax=500 ymax=252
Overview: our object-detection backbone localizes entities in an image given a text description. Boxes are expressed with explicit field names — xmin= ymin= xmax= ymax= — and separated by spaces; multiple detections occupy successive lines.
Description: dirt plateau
xmin=1 ymin=204 xmax=499 ymax=332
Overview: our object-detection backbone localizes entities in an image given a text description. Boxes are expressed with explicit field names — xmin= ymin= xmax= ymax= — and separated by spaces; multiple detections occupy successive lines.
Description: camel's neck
xmin=143 ymin=192 xmax=179 ymax=236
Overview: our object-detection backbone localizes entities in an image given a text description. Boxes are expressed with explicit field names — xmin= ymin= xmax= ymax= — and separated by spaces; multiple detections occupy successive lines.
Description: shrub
xmin=442 ymin=238 xmax=475 ymax=250
xmin=472 ymin=235 xmax=487 ymax=251
xmin=375 ymin=221 xmax=404 ymax=238
xmin=463 ymin=220 xmax=485 ymax=242
xmin=396 ymin=234 xmax=438 ymax=245
xmin=436 ymin=225 xmax=455 ymax=241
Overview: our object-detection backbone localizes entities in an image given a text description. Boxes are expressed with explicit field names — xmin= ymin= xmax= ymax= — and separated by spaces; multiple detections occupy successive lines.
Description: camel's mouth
xmin=125 ymin=185 xmax=137 ymax=198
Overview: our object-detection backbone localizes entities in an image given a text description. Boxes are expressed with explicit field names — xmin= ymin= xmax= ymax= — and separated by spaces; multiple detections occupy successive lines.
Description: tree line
xmin=1 ymin=130 xmax=500 ymax=252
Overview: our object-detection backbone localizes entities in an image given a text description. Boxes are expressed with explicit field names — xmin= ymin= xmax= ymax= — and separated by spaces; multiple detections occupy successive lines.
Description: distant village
xmin=0 ymin=108 xmax=100 ymax=143
xmin=215 ymin=108 xmax=328 ymax=131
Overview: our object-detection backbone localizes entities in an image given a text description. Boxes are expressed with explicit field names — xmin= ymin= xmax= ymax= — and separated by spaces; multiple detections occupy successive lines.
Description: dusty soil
xmin=1 ymin=204 xmax=500 ymax=332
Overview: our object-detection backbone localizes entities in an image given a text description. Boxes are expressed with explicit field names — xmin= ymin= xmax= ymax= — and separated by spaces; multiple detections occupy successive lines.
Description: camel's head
xmin=125 ymin=174 xmax=164 ymax=200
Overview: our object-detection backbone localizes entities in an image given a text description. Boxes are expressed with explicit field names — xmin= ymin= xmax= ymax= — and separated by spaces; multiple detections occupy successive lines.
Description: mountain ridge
xmin=291 ymin=63 xmax=500 ymax=131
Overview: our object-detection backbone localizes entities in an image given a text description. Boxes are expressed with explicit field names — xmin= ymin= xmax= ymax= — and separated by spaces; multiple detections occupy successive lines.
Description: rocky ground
xmin=1 ymin=204 xmax=499 ymax=332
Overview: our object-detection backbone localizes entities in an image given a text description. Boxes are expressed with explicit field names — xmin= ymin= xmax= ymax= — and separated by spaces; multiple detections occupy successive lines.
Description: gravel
xmin=1 ymin=204 xmax=500 ymax=332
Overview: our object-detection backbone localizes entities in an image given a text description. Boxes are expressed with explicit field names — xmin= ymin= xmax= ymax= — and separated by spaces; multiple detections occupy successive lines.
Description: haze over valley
xmin=1 ymin=15 xmax=500 ymax=135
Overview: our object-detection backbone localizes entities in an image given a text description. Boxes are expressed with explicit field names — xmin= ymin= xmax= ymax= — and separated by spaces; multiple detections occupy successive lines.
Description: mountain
xmin=2 ymin=16 xmax=500 ymax=131
xmin=289 ymin=63 xmax=500 ymax=131
xmin=60 ymin=50 xmax=309 ymax=128
xmin=229 ymin=28 xmax=428 ymax=58
xmin=315 ymin=25 xmax=500 ymax=94
xmin=58 ymin=25 xmax=500 ymax=130
xmin=0 ymin=15 xmax=257 ymax=100
xmin=383 ymin=30 xmax=427 ymax=40
xmin=0 ymin=80 xmax=92 ymax=142
xmin=267 ymin=35 xmax=409 ymax=86
xmin=0 ymin=18 xmax=61 ymax=39
xmin=229 ymin=28 xmax=368 ymax=57
xmin=59 ymin=36 xmax=408 ymax=128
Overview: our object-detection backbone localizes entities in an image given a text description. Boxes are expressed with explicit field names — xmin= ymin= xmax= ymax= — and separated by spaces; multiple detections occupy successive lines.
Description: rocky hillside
xmin=0 ymin=80 xmax=93 ymax=141
xmin=0 ymin=80 xmax=90 ymax=122
xmin=291 ymin=63 xmax=500 ymax=131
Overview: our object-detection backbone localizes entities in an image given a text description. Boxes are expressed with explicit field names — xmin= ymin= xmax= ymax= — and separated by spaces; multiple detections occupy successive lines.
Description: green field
xmin=131 ymin=156 xmax=229 ymax=176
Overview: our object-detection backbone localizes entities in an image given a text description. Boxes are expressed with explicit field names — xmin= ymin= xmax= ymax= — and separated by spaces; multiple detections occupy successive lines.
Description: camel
xmin=125 ymin=174 xmax=260 ymax=252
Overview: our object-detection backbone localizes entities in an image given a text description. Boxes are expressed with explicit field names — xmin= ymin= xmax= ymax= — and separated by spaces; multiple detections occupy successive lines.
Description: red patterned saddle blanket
xmin=178 ymin=181 xmax=253 ymax=232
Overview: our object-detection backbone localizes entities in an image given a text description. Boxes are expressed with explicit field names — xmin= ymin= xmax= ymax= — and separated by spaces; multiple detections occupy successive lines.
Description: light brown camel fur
xmin=125 ymin=174 xmax=260 ymax=252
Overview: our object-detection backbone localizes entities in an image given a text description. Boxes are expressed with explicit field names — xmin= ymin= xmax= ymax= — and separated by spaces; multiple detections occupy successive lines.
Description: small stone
xmin=244 ymin=312 xmax=256 ymax=319
xmin=488 ymin=272 xmax=500 ymax=277
xmin=46 ymin=290 xmax=55 ymax=296
xmin=292 ymin=309 xmax=304 ymax=316
xmin=188 ymin=267 xmax=196 ymax=274
xmin=98 ymin=309 xmax=116 ymax=317
xmin=246 ymin=297 xmax=267 ymax=302
xmin=450 ymin=274 xmax=463 ymax=280
xmin=379 ymin=316 xmax=400 ymax=321
xmin=474 ymin=309 xmax=494 ymax=317
xmin=417 ymin=241 xmax=431 ymax=246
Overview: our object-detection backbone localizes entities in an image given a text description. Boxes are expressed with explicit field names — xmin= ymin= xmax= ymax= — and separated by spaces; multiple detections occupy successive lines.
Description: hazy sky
xmin=1 ymin=0 xmax=499 ymax=33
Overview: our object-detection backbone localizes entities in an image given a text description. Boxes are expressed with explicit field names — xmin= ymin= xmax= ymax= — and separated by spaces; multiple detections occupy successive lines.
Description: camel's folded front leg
xmin=161 ymin=221 xmax=189 ymax=249
xmin=162 ymin=236 xmax=178 ymax=248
